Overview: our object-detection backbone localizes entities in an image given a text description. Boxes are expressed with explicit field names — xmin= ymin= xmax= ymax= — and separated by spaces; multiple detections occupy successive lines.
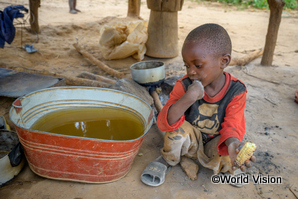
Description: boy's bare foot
xmin=155 ymin=156 xmax=169 ymax=167
xmin=180 ymin=156 xmax=199 ymax=180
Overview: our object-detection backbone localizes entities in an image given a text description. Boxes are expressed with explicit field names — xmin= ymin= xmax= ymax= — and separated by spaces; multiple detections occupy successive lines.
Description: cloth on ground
xmin=0 ymin=5 xmax=28 ymax=48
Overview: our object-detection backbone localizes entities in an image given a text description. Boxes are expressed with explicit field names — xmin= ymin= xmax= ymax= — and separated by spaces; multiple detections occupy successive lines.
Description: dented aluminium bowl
xmin=130 ymin=61 xmax=165 ymax=86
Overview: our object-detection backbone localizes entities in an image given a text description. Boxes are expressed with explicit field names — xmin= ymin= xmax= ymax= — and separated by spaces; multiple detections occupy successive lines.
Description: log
xmin=229 ymin=48 xmax=264 ymax=66
xmin=127 ymin=0 xmax=141 ymax=18
xmin=2 ymin=65 xmax=111 ymax=87
xmin=150 ymin=89 xmax=163 ymax=113
xmin=73 ymin=43 xmax=125 ymax=79
xmin=261 ymin=0 xmax=285 ymax=66
xmin=77 ymin=71 xmax=116 ymax=84
xmin=29 ymin=0 xmax=40 ymax=34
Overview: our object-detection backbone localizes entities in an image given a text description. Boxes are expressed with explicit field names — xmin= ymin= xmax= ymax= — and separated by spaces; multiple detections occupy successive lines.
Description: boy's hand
xmin=186 ymin=80 xmax=204 ymax=101
xmin=226 ymin=138 xmax=256 ymax=172
xmin=167 ymin=80 xmax=204 ymax=125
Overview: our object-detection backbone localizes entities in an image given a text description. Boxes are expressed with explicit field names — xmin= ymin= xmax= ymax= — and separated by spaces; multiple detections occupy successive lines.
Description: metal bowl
xmin=130 ymin=61 xmax=165 ymax=86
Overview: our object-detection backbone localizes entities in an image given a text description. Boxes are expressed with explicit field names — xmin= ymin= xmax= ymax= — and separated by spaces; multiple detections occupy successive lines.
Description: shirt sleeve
xmin=156 ymin=81 xmax=186 ymax=132
xmin=217 ymin=91 xmax=247 ymax=156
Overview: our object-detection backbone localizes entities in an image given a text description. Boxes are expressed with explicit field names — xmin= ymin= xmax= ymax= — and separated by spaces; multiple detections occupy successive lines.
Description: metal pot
xmin=130 ymin=61 xmax=165 ymax=86
xmin=0 ymin=116 xmax=25 ymax=187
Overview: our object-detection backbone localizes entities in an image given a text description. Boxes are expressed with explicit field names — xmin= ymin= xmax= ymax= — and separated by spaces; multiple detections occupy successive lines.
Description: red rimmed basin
xmin=10 ymin=87 xmax=153 ymax=183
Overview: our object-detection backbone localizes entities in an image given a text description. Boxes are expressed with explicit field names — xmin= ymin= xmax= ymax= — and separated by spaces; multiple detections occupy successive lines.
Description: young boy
xmin=141 ymin=23 xmax=255 ymax=186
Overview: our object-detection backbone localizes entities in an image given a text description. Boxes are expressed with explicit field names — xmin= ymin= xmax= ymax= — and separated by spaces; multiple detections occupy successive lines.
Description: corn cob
xmin=235 ymin=142 xmax=257 ymax=167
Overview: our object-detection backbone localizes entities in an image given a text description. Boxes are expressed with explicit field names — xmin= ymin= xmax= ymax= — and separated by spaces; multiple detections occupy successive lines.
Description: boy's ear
xmin=220 ymin=54 xmax=231 ymax=69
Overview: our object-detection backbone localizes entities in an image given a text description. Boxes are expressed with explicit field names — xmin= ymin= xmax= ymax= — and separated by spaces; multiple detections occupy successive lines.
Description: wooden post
xmin=127 ymin=0 xmax=141 ymax=18
xmin=146 ymin=11 xmax=178 ymax=58
xmin=145 ymin=0 xmax=184 ymax=58
xmin=261 ymin=0 xmax=285 ymax=66
xmin=29 ymin=0 xmax=40 ymax=33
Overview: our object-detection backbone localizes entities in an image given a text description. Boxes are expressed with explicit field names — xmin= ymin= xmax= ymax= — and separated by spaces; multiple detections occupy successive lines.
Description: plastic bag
xmin=99 ymin=21 xmax=148 ymax=61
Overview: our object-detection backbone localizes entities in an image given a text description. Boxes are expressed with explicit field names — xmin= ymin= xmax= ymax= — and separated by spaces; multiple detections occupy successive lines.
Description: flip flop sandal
xmin=141 ymin=161 xmax=171 ymax=187
xmin=22 ymin=44 xmax=38 ymax=54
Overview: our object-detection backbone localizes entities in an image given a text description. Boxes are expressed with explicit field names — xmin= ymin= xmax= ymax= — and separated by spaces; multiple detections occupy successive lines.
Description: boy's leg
xmin=161 ymin=121 xmax=233 ymax=175
xmin=161 ymin=121 xmax=199 ymax=166
xmin=141 ymin=121 xmax=199 ymax=186
xmin=197 ymin=136 xmax=233 ymax=175
xmin=161 ymin=121 xmax=200 ymax=180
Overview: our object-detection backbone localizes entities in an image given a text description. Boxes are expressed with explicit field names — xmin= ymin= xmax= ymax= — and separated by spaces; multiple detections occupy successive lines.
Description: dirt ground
xmin=0 ymin=0 xmax=298 ymax=198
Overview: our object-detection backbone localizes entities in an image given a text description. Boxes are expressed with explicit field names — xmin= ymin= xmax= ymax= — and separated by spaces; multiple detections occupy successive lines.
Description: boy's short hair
xmin=184 ymin=23 xmax=232 ymax=57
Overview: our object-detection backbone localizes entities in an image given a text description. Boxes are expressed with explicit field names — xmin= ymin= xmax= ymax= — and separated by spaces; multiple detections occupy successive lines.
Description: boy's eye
xmin=184 ymin=65 xmax=189 ymax=68
xmin=195 ymin=65 xmax=202 ymax=68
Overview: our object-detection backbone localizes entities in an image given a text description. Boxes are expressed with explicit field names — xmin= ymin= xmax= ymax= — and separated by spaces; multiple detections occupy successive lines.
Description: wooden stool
xmin=146 ymin=0 xmax=184 ymax=58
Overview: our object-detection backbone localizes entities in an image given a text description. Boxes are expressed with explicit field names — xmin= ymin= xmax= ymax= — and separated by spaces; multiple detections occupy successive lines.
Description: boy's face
xmin=182 ymin=41 xmax=229 ymax=87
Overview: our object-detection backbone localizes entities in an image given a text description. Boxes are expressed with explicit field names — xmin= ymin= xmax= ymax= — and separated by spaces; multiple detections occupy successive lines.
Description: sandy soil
xmin=0 ymin=0 xmax=298 ymax=198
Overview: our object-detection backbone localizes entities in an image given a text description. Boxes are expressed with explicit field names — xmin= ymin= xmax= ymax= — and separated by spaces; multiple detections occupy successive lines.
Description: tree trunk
xmin=127 ymin=0 xmax=141 ymax=18
xmin=29 ymin=0 xmax=41 ymax=33
xmin=146 ymin=10 xmax=178 ymax=58
xmin=261 ymin=0 xmax=285 ymax=66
